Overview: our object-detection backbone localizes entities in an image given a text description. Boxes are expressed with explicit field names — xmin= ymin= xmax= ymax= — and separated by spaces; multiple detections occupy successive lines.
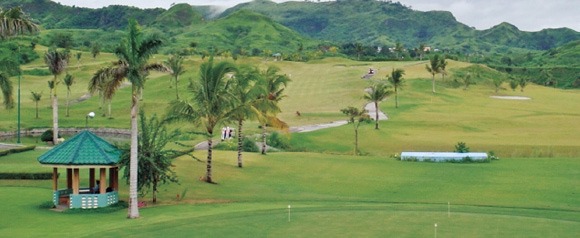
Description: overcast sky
xmin=55 ymin=0 xmax=579 ymax=32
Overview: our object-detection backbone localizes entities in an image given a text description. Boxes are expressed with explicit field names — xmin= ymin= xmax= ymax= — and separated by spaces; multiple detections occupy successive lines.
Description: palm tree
xmin=426 ymin=54 xmax=441 ymax=93
xmin=92 ymin=19 xmax=165 ymax=219
xmin=0 ymin=73 xmax=14 ymax=109
xmin=341 ymin=106 xmax=370 ymax=155
xmin=363 ymin=81 xmax=392 ymax=130
xmin=259 ymin=66 xmax=290 ymax=155
xmin=229 ymin=64 xmax=266 ymax=168
xmin=164 ymin=54 xmax=185 ymax=100
xmin=0 ymin=7 xmax=39 ymax=39
xmin=45 ymin=48 xmax=69 ymax=144
xmin=89 ymin=63 xmax=127 ymax=118
xmin=30 ymin=91 xmax=41 ymax=119
xmin=387 ymin=68 xmax=405 ymax=108
xmin=63 ymin=73 xmax=74 ymax=117
xmin=167 ymin=57 xmax=237 ymax=183
xmin=0 ymin=7 xmax=39 ymax=110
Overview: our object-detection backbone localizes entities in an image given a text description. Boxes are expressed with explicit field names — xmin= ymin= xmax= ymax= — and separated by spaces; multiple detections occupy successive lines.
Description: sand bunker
xmin=490 ymin=96 xmax=531 ymax=100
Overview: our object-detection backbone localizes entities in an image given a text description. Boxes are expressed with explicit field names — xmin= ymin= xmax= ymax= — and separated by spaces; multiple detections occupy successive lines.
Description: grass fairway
xmin=1 ymin=50 xmax=579 ymax=236
xmin=1 ymin=150 xmax=579 ymax=237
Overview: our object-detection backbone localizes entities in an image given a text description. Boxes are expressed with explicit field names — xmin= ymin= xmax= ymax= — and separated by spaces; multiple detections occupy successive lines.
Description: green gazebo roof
xmin=38 ymin=130 xmax=121 ymax=166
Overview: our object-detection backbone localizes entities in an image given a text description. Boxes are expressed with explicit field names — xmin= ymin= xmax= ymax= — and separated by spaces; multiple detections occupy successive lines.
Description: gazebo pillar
xmin=66 ymin=168 xmax=72 ymax=189
xmin=99 ymin=168 xmax=106 ymax=194
xmin=109 ymin=167 xmax=118 ymax=191
xmin=52 ymin=168 xmax=58 ymax=191
xmin=89 ymin=168 xmax=95 ymax=189
xmin=72 ymin=168 xmax=80 ymax=195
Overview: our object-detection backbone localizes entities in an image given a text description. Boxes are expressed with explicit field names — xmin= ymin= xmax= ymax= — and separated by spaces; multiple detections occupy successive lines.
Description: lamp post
xmin=17 ymin=74 xmax=21 ymax=143
xmin=85 ymin=112 xmax=95 ymax=129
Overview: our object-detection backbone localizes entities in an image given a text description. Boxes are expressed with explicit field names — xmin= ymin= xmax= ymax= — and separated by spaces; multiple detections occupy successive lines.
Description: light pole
xmin=85 ymin=112 xmax=95 ymax=129
xmin=17 ymin=74 xmax=21 ymax=144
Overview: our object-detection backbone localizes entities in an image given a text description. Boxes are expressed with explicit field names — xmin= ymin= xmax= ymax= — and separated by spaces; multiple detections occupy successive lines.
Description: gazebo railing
xmin=53 ymin=189 xmax=118 ymax=209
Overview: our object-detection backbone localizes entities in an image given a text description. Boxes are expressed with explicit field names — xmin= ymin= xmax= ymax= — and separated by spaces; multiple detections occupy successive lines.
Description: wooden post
xmin=67 ymin=168 xmax=73 ymax=189
xmin=89 ymin=168 xmax=95 ymax=188
xmin=72 ymin=168 xmax=80 ymax=194
xmin=112 ymin=167 xmax=119 ymax=191
xmin=99 ymin=168 xmax=106 ymax=194
xmin=52 ymin=167 xmax=58 ymax=191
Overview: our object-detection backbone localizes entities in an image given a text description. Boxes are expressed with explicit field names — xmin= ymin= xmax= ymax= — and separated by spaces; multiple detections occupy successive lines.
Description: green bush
xmin=40 ymin=129 xmax=61 ymax=142
xmin=242 ymin=137 xmax=259 ymax=152
xmin=267 ymin=132 xmax=291 ymax=150
xmin=0 ymin=145 xmax=36 ymax=157
xmin=0 ymin=172 xmax=54 ymax=180
xmin=454 ymin=142 xmax=470 ymax=153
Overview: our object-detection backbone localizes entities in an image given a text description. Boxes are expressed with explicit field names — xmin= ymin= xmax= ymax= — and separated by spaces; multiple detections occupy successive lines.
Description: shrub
xmin=40 ymin=129 xmax=61 ymax=142
xmin=267 ymin=132 xmax=291 ymax=150
xmin=242 ymin=137 xmax=259 ymax=152
xmin=454 ymin=142 xmax=470 ymax=153
xmin=0 ymin=145 xmax=36 ymax=157
xmin=0 ymin=172 xmax=54 ymax=180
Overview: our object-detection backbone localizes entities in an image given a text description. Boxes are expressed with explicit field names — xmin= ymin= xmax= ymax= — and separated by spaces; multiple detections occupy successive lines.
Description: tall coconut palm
xmin=167 ymin=57 xmax=237 ymax=183
xmin=30 ymin=91 xmax=41 ymax=118
xmin=229 ymin=64 xmax=266 ymax=168
xmin=387 ymin=68 xmax=405 ymax=108
xmin=89 ymin=63 xmax=127 ymax=118
xmin=341 ymin=106 xmax=370 ymax=155
xmin=259 ymin=65 xmax=290 ymax=155
xmin=363 ymin=81 xmax=392 ymax=130
xmin=92 ymin=19 xmax=165 ymax=218
xmin=0 ymin=73 xmax=14 ymax=109
xmin=0 ymin=7 xmax=39 ymax=110
xmin=164 ymin=54 xmax=185 ymax=100
xmin=0 ymin=7 xmax=39 ymax=39
xmin=426 ymin=54 xmax=441 ymax=93
xmin=63 ymin=73 xmax=74 ymax=117
xmin=45 ymin=48 xmax=69 ymax=144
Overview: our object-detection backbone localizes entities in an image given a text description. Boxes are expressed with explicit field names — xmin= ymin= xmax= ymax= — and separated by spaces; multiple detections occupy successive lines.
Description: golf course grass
xmin=1 ymin=50 xmax=579 ymax=236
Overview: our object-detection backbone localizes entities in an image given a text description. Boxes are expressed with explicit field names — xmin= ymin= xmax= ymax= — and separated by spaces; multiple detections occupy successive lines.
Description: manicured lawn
xmin=1 ymin=150 xmax=578 ymax=237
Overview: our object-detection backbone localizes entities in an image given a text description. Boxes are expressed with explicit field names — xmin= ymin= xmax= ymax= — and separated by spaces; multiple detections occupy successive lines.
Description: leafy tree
xmin=228 ymin=64 xmax=266 ymax=167
xmin=92 ymin=19 xmax=165 ymax=218
xmin=416 ymin=43 xmax=426 ymax=60
xmin=63 ymin=73 xmax=74 ymax=117
xmin=509 ymin=78 xmax=518 ymax=91
xmin=363 ymin=81 xmax=392 ymax=129
xmin=341 ymin=106 xmax=370 ymax=155
xmin=167 ymin=57 xmax=237 ymax=183
xmin=91 ymin=42 xmax=101 ymax=59
xmin=426 ymin=54 xmax=441 ymax=93
xmin=439 ymin=56 xmax=448 ymax=81
xmin=387 ymin=68 xmax=405 ymax=108
xmin=0 ymin=73 xmax=14 ymax=109
xmin=492 ymin=77 xmax=504 ymax=93
xmin=454 ymin=142 xmax=470 ymax=153
xmin=119 ymin=111 xmax=190 ymax=203
xmin=461 ymin=73 xmax=473 ymax=90
xmin=44 ymin=48 xmax=69 ymax=144
xmin=519 ymin=76 xmax=530 ymax=92
xmin=30 ymin=91 xmax=42 ymax=119
xmin=258 ymin=66 xmax=290 ymax=155
xmin=75 ymin=52 xmax=82 ymax=69
xmin=164 ymin=54 xmax=185 ymax=100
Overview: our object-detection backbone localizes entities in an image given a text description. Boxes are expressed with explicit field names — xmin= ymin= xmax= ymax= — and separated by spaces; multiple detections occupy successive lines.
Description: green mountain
xmin=221 ymin=0 xmax=579 ymax=51
xmin=171 ymin=10 xmax=316 ymax=56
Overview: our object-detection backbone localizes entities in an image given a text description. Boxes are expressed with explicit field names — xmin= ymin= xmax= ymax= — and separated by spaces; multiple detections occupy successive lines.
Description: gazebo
xmin=38 ymin=130 xmax=121 ymax=209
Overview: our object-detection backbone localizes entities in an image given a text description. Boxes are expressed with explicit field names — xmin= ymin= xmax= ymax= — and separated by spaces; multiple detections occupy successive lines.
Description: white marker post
xmin=288 ymin=205 xmax=291 ymax=222
xmin=448 ymin=201 xmax=450 ymax=218
xmin=434 ymin=223 xmax=438 ymax=238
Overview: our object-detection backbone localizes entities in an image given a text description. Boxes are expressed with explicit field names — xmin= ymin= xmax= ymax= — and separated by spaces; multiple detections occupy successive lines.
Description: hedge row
xmin=0 ymin=173 xmax=54 ymax=180
xmin=0 ymin=145 xmax=36 ymax=157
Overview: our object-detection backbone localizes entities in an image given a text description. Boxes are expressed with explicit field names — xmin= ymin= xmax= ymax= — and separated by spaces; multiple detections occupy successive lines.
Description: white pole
xmin=288 ymin=205 xmax=291 ymax=222
xmin=434 ymin=223 xmax=438 ymax=238
xmin=448 ymin=201 xmax=450 ymax=218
